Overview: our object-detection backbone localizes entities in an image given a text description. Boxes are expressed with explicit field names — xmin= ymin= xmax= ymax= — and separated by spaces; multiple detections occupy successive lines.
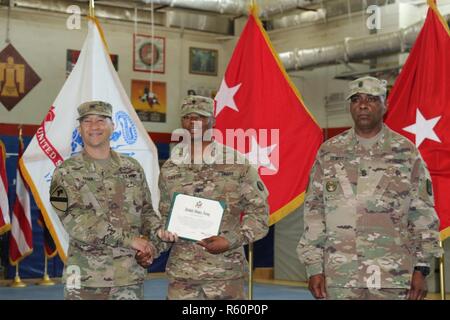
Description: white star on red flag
xmin=402 ymin=108 xmax=441 ymax=147
xmin=244 ymin=136 xmax=278 ymax=172
xmin=214 ymin=78 xmax=242 ymax=116
xmin=213 ymin=9 xmax=322 ymax=225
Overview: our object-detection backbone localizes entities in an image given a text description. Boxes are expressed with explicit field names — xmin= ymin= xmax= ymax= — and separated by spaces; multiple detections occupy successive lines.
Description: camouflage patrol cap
xmin=180 ymin=95 xmax=214 ymax=117
xmin=346 ymin=76 xmax=387 ymax=100
xmin=77 ymin=101 xmax=113 ymax=120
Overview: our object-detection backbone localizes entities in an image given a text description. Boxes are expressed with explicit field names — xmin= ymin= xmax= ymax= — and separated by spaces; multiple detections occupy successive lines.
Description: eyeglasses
xmin=350 ymin=95 xmax=382 ymax=105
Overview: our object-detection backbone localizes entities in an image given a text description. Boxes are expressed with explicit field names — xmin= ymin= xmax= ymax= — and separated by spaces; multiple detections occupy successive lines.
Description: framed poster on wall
xmin=189 ymin=47 xmax=218 ymax=76
xmin=133 ymin=34 xmax=165 ymax=73
xmin=131 ymin=79 xmax=166 ymax=122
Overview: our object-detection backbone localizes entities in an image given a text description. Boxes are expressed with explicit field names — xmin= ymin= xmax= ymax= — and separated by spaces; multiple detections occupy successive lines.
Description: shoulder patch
xmin=50 ymin=186 xmax=68 ymax=213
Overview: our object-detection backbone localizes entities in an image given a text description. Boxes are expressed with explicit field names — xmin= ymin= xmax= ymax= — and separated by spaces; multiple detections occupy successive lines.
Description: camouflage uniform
xmin=297 ymin=78 xmax=442 ymax=300
xmin=159 ymin=95 xmax=270 ymax=300
xmin=50 ymin=101 xmax=163 ymax=300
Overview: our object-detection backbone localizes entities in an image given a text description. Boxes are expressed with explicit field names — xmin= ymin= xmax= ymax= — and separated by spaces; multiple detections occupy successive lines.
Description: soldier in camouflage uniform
xmin=297 ymin=76 xmax=442 ymax=300
xmin=50 ymin=101 xmax=163 ymax=300
xmin=156 ymin=95 xmax=269 ymax=300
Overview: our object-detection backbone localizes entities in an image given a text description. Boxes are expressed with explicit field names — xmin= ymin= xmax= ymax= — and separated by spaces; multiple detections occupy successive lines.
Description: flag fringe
xmin=269 ymin=192 xmax=305 ymax=226
xmin=19 ymin=158 xmax=67 ymax=262
xmin=0 ymin=140 xmax=5 ymax=160
xmin=427 ymin=0 xmax=450 ymax=243
xmin=45 ymin=249 xmax=58 ymax=259
xmin=9 ymin=249 xmax=33 ymax=266
xmin=440 ymin=226 xmax=450 ymax=242
xmin=0 ymin=224 xmax=11 ymax=235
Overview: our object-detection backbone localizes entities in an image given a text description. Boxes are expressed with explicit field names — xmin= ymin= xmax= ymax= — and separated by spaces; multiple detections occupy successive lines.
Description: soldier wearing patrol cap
xmin=297 ymin=76 xmax=442 ymax=300
xmin=50 ymin=100 xmax=164 ymax=300
xmin=136 ymin=95 xmax=269 ymax=299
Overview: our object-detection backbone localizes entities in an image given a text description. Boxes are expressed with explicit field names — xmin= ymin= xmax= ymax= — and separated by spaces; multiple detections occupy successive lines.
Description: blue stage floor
xmin=0 ymin=277 xmax=314 ymax=300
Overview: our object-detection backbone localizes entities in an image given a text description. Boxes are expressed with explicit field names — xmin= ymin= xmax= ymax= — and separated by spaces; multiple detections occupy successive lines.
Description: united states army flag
xmin=20 ymin=18 xmax=160 ymax=261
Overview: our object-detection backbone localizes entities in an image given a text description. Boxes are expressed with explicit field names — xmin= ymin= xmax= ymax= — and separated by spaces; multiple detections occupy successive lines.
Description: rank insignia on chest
xmin=326 ymin=181 xmax=338 ymax=192
xmin=257 ymin=181 xmax=265 ymax=192
xmin=427 ymin=179 xmax=433 ymax=196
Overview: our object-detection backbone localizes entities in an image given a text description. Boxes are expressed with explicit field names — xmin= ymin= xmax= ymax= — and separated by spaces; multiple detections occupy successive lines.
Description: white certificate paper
xmin=166 ymin=193 xmax=225 ymax=241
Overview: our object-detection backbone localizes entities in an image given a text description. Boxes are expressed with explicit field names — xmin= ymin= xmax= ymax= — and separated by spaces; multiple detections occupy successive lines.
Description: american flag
xmin=0 ymin=139 xmax=10 ymax=235
xmin=9 ymin=133 xmax=33 ymax=265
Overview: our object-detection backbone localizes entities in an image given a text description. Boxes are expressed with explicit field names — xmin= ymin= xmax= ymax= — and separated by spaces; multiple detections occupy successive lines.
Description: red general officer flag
xmin=214 ymin=7 xmax=323 ymax=225
xmin=385 ymin=0 xmax=450 ymax=240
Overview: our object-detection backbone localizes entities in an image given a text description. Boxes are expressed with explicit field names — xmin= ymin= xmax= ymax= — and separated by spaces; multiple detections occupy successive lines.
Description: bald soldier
xmin=50 ymin=101 xmax=163 ymax=300
xmin=139 ymin=95 xmax=269 ymax=299
xmin=297 ymin=76 xmax=442 ymax=300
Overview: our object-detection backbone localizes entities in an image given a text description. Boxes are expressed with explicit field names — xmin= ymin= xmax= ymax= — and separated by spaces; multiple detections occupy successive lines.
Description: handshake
xmin=131 ymin=236 xmax=156 ymax=269
xmin=131 ymin=229 xmax=179 ymax=268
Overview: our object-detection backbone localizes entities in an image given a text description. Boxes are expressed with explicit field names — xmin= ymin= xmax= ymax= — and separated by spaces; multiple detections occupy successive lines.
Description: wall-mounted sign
xmin=0 ymin=44 xmax=41 ymax=111
xmin=133 ymin=34 xmax=165 ymax=74
xmin=131 ymin=79 xmax=166 ymax=123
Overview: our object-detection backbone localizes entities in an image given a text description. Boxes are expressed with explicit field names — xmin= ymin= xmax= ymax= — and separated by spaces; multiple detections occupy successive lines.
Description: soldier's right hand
xmin=135 ymin=250 xmax=154 ymax=268
xmin=308 ymin=274 xmax=327 ymax=299
xmin=157 ymin=229 xmax=178 ymax=242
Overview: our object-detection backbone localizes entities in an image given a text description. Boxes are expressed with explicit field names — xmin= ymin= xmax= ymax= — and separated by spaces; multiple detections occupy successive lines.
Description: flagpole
xmin=89 ymin=0 xmax=95 ymax=18
xmin=37 ymin=254 xmax=55 ymax=286
xmin=439 ymin=240 xmax=446 ymax=300
xmin=10 ymin=127 xmax=27 ymax=288
xmin=10 ymin=263 xmax=27 ymax=288
xmin=248 ymin=242 xmax=254 ymax=300
xmin=245 ymin=1 xmax=257 ymax=302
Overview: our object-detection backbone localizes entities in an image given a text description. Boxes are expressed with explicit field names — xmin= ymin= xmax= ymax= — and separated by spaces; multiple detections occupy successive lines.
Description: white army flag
xmin=20 ymin=18 xmax=160 ymax=261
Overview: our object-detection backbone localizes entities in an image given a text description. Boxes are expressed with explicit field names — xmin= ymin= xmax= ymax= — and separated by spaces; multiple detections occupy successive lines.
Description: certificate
xmin=166 ymin=193 xmax=225 ymax=241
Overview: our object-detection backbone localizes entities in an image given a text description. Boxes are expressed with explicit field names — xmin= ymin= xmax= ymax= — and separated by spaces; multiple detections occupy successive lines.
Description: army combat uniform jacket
xmin=297 ymin=125 xmax=441 ymax=289
xmin=159 ymin=142 xmax=269 ymax=281
xmin=50 ymin=150 xmax=163 ymax=287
